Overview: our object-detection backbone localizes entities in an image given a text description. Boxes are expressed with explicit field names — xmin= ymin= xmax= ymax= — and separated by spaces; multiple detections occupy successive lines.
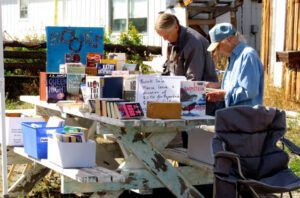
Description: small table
xmin=14 ymin=95 xmax=215 ymax=198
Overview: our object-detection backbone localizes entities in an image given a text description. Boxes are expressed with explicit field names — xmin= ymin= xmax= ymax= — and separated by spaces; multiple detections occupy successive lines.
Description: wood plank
xmin=291 ymin=68 xmax=297 ymax=100
xmin=4 ymin=62 xmax=45 ymax=71
xmin=188 ymin=19 xmax=216 ymax=25
xmin=296 ymin=68 xmax=300 ymax=101
xmin=162 ymin=148 xmax=213 ymax=172
xmin=20 ymin=95 xmax=215 ymax=130
xmin=285 ymin=67 xmax=292 ymax=99
xmin=13 ymin=147 xmax=125 ymax=183
xmin=8 ymin=163 xmax=50 ymax=196
xmin=293 ymin=0 xmax=299 ymax=50
xmin=61 ymin=166 xmax=213 ymax=194
xmin=4 ymin=50 xmax=46 ymax=59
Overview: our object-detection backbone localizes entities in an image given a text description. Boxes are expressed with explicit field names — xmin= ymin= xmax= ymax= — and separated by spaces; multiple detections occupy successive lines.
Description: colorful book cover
xmin=67 ymin=74 xmax=86 ymax=100
xmin=97 ymin=59 xmax=117 ymax=76
xmin=180 ymin=81 xmax=206 ymax=116
xmin=65 ymin=53 xmax=81 ymax=63
xmin=47 ymin=73 xmax=67 ymax=103
xmin=86 ymin=76 xmax=102 ymax=99
xmin=117 ymin=102 xmax=144 ymax=119
xmin=86 ymin=52 xmax=102 ymax=67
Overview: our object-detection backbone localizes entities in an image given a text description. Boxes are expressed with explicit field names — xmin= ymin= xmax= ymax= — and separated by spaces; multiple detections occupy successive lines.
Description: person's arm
xmin=184 ymin=40 xmax=218 ymax=82
xmin=225 ymin=53 xmax=262 ymax=106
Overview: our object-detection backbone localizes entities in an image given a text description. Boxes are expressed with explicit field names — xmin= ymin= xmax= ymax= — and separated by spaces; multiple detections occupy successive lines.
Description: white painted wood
xmin=162 ymin=148 xmax=213 ymax=172
xmin=270 ymin=0 xmax=286 ymax=88
xmin=13 ymin=147 xmax=125 ymax=183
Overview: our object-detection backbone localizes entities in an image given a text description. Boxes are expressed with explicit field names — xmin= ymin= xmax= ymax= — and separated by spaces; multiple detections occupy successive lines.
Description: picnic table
xmin=9 ymin=95 xmax=215 ymax=198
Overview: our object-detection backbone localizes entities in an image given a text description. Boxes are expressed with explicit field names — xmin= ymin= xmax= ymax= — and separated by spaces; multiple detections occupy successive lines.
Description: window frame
xmin=110 ymin=0 xmax=148 ymax=34
xmin=19 ymin=0 xmax=29 ymax=20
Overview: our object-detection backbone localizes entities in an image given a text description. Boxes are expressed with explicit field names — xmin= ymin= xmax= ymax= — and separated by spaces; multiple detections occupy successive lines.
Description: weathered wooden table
xmin=11 ymin=95 xmax=215 ymax=198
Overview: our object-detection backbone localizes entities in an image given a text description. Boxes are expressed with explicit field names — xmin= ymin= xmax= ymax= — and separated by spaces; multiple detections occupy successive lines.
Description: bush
xmin=119 ymin=23 xmax=143 ymax=46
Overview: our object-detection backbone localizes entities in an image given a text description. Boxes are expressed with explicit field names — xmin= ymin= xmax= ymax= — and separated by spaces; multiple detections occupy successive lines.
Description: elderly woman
xmin=155 ymin=12 xmax=218 ymax=82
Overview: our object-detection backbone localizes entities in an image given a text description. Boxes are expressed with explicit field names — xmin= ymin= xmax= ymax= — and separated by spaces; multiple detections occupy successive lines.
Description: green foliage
xmin=104 ymin=29 xmax=112 ymax=44
xmin=290 ymin=157 xmax=300 ymax=177
xmin=119 ymin=22 xmax=143 ymax=46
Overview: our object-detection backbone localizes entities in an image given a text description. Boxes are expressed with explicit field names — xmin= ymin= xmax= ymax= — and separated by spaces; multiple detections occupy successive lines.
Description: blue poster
xmin=46 ymin=26 xmax=104 ymax=72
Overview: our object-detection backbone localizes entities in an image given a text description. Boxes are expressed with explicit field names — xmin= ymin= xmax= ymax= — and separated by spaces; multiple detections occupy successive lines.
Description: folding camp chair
xmin=212 ymin=105 xmax=300 ymax=198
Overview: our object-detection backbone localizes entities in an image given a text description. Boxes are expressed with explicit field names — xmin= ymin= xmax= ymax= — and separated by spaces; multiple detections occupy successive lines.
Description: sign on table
xmin=46 ymin=26 xmax=104 ymax=72
xmin=135 ymin=75 xmax=186 ymax=113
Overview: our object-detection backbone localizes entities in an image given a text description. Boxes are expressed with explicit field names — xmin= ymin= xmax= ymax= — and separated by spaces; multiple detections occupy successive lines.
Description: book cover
xmin=40 ymin=72 xmax=47 ymax=101
xmin=97 ymin=59 xmax=117 ymax=76
xmin=108 ymin=53 xmax=126 ymax=70
xmin=86 ymin=76 xmax=102 ymax=99
xmin=65 ymin=53 xmax=81 ymax=63
xmin=86 ymin=52 xmax=101 ymax=67
xmin=102 ymin=76 xmax=123 ymax=98
xmin=88 ymin=99 xmax=96 ymax=113
xmin=116 ymin=102 xmax=144 ymax=119
xmin=47 ymin=73 xmax=67 ymax=103
xmin=85 ymin=67 xmax=98 ymax=76
xmin=123 ymin=63 xmax=137 ymax=74
xmin=180 ymin=81 xmax=206 ymax=116
xmin=67 ymin=74 xmax=86 ymax=100
xmin=65 ymin=63 xmax=86 ymax=74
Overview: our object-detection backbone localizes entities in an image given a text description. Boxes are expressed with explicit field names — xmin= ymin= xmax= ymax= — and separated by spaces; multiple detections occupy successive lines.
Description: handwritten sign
xmin=135 ymin=75 xmax=186 ymax=113
xmin=46 ymin=26 xmax=104 ymax=72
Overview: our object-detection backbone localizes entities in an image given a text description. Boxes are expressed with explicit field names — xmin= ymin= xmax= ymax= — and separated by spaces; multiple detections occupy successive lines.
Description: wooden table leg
xmin=8 ymin=163 xmax=50 ymax=196
xmin=101 ymin=123 xmax=205 ymax=198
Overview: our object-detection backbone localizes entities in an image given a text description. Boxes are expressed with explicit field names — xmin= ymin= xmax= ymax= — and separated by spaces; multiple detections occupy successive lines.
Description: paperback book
xmin=47 ymin=73 xmax=67 ymax=103
xmin=97 ymin=59 xmax=117 ymax=75
xmin=180 ymin=81 xmax=206 ymax=116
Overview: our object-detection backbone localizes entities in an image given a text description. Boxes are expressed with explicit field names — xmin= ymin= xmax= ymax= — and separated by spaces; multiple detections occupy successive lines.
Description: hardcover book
xmin=86 ymin=52 xmax=102 ymax=67
xmin=40 ymin=72 xmax=47 ymax=101
xmin=102 ymin=76 xmax=123 ymax=98
xmin=97 ymin=59 xmax=117 ymax=76
xmin=47 ymin=73 xmax=67 ymax=103
xmin=180 ymin=81 xmax=206 ymax=116
xmin=67 ymin=74 xmax=86 ymax=100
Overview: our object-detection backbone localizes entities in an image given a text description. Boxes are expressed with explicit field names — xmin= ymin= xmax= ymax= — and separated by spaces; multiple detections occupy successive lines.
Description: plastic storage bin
xmin=22 ymin=122 xmax=64 ymax=159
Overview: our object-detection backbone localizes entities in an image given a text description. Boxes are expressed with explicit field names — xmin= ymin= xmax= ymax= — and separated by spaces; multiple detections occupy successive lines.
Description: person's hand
xmin=205 ymin=82 xmax=221 ymax=89
xmin=206 ymin=90 xmax=226 ymax=102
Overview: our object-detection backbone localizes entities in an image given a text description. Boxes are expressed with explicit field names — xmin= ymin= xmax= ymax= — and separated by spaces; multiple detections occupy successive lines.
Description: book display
xmin=180 ymin=81 xmax=206 ymax=116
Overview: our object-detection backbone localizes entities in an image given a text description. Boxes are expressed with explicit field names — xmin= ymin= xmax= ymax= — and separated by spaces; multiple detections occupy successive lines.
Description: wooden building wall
xmin=261 ymin=0 xmax=300 ymax=102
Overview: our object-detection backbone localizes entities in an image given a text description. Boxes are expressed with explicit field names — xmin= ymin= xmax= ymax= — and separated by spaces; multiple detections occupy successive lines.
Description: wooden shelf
xmin=276 ymin=51 xmax=300 ymax=64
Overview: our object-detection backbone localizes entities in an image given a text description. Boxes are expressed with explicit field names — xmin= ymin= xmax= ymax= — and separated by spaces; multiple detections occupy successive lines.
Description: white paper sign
xmin=135 ymin=75 xmax=186 ymax=113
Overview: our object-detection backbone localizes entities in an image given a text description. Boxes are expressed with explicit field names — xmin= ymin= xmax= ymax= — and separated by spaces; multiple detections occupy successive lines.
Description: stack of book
xmin=55 ymin=126 xmax=87 ymax=143
xmin=95 ymin=99 xmax=144 ymax=119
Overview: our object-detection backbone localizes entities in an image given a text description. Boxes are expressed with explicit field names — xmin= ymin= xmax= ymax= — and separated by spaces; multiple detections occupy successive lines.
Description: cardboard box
xmin=1 ymin=114 xmax=44 ymax=146
xmin=147 ymin=102 xmax=181 ymax=119
xmin=47 ymin=138 xmax=96 ymax=168
xmin=187 ymin=128 xmax=215 ymax=165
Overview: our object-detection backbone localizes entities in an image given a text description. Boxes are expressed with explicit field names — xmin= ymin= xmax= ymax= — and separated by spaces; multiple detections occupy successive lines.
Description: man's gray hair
xmin=155 ymin=13 xmax=179 ymax=31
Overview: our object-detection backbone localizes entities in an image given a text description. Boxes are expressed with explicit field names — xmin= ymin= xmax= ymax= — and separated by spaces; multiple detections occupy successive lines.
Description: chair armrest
xmin=280 ymin=137 xmax=300 ymax=155
xmin=214 ymin=151 xmax=246 ymax=180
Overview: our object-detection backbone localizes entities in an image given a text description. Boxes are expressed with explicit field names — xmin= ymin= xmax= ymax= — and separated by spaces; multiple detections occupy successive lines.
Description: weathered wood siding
xmin=262 ymin=0 xmax=300 ymax=102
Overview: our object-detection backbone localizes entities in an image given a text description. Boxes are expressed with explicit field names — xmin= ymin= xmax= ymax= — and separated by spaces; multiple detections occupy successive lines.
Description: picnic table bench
xmin=8 ymin=95 xmax=215 ymax=198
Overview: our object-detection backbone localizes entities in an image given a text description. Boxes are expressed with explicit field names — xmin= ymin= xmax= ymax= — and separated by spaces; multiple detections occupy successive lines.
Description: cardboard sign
xmin=46 ymin=26 xmax=104 ymax=72
xmin=135 ymin=75 xmax=186 ymax=113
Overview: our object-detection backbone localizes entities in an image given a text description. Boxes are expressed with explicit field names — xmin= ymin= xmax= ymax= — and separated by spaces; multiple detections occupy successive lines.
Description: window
xmin=20 ymin=0 xmax=29 ymax=19
xmin=111 ymin=0 xmax=148 ymax=33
